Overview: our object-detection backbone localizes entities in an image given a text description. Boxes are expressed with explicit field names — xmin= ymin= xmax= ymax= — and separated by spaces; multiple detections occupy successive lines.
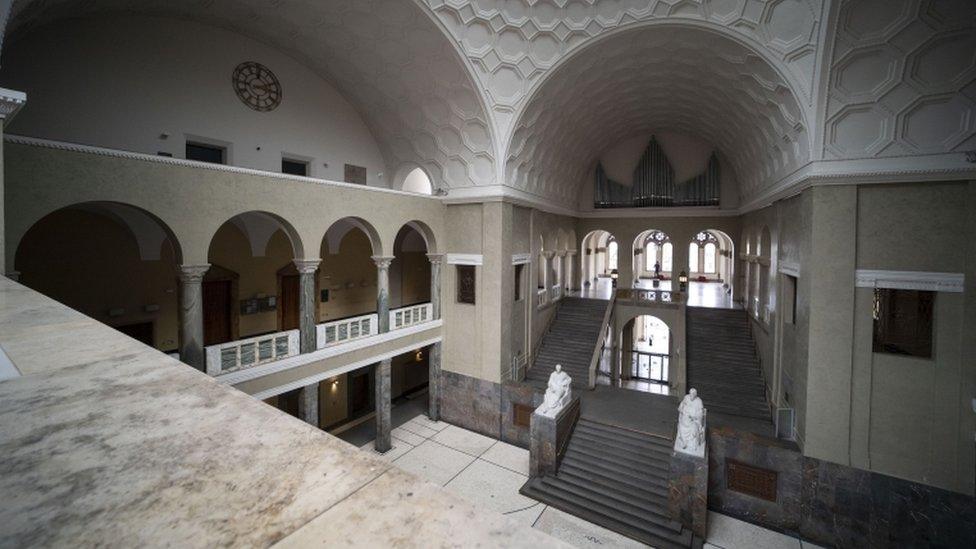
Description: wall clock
xmin=232 ymin=61 xmax=282 ymax=112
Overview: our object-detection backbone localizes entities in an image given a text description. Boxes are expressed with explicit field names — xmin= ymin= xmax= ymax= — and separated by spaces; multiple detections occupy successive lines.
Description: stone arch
xmin=399 ymin=220 xmax=438 ymax=254
xmin=209 ymin=211 xmax=304 ymax=260
xmin=395 ymin=164 xmax=435 ymax=195
xmin=321 ymin=217 xmax=383 ymax=258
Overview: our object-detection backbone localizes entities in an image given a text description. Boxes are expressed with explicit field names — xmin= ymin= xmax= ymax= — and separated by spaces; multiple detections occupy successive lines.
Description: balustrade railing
xmin=550 ymin=284 xmax=562 ymax=301
xmin=389 ymin=302 xmax=432 ymax=330
xmin=536 ymin=288 xmax=548 ymax=308
xmin=616 ymin=288 xmax=676 ymax=303
xmin=317 ymin=312 xmax=378 ymax=349
xmin=206 ymin=329 xmax=299 ymax=376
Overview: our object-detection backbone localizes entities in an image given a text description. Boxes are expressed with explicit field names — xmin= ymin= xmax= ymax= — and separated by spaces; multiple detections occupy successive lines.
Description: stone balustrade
xmin=205 ymin=329 xmax=299 ymax=376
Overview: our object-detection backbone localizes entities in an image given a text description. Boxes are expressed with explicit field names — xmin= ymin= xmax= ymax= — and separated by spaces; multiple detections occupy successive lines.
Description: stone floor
xmin=361 ymin=411 xmax=823 ymax=549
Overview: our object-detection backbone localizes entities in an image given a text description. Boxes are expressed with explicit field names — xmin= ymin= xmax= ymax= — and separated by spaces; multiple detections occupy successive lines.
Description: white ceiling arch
xmin=2 ymin=0 xmax=499 ymax=191
xmin=503 ymin=21 xmax=812 ymax=209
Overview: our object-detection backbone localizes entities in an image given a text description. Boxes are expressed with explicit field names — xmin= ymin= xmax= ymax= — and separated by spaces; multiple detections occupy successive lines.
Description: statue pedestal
xmin=529 ymin=396 xmax=580 ymax=477
xmin=669 ymin=443 xmax=709 ymax=539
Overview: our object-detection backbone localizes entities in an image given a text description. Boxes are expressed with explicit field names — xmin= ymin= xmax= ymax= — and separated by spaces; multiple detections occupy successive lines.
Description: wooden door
xmin=348 ymin=371 xmax=370 ymax=416
xmin=279 ymin=274 xmax=301 ymax=331
xmin=203 ymin=279 xmax=232 ymax=345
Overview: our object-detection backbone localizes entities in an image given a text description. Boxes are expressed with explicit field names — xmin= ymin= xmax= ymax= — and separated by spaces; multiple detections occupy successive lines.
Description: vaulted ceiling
xmin=4 ymin=0 xmax=974 ymax=212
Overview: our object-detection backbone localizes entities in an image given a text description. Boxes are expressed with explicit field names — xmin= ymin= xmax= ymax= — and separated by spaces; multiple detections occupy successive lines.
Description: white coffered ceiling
xmin=4 ymin=0 xmax=975 ymax=212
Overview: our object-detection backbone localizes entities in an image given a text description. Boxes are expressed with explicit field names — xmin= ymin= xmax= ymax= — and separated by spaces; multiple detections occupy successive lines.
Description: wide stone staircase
xmin=525 ymin=297 xmax=609 ymax=389
xmin=520 ymin=418 xmax=700 ymax=548
xmin=686 ymin=307 xmax=771 ymax=424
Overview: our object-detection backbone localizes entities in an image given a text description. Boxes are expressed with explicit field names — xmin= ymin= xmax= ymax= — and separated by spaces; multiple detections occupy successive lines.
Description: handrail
xmin=586 ymin=291 xmax=616 ymax=389
xmin=389 ymin=302 xmax=432 ymax=330
xmin=536 ymin=288 xmax=548 ymax=308
xmin=206 ymin=329 xmax=299 ymax=376
xmin=317 ymin=312 xmax=378 ymax=349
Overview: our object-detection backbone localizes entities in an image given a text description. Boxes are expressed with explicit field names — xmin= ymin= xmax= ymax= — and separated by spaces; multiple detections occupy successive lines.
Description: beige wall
xmin=319 ymin=229 xmax=378 ymax=321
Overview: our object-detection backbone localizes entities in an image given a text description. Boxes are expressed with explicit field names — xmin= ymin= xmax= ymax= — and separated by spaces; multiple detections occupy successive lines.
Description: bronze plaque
xmin=344 ymin=163 xmax=367 ymax=185
xmin=513 ymin=404 xmax=533 ymax=427
xmin=456 ymin=265 xmax=476 ymax=304
xmin=726 ymin=459 xmax=777 ymax=502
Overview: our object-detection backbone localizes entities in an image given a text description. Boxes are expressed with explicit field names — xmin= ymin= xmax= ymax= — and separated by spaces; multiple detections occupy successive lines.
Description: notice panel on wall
xmin=344 ymin=164 xmax=367 ymax=185
xmin=726 ymin=459 xmax=777 ymax=502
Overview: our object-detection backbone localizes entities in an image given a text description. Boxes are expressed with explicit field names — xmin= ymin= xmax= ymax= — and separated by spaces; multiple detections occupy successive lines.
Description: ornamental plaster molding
xmin=426 ymin=253 xmax=446 ymax=265
xmin=292 ymin=259 xmax=321 ymax=274
xmin=177 ymin=264 xmax=210 ymax=283
xmin=511 ymin=253 xmax=531 ymax=265
xmin=446 ymin=253 xmax=483 ymax=266
xmin=371 ymin=256 xmax=395 ymax=269
xmin=854 ymin=270 xmax=964 ymax=293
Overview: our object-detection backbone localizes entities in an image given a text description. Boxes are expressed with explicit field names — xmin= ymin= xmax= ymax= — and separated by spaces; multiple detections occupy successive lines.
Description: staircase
xmin=686 ymin=307 xmax=770 ymax=423
xmin=525 ymin=297 xmax=609 ymax=388
xmin=521 ymin=419 xmax=700 ymax=548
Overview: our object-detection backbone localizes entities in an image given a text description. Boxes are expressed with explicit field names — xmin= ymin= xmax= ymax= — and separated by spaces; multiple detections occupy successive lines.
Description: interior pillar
xmin=566 ymin=250 xmax=577 ymax=291
xmin=428 ymin=341 xmax=442 ymax=421
xmin=298 ymin=383 xmax=319 ymax=427
xmin=543 ymin=251 xmax=555 ymax=294
xmin=294 ymin=258 xmax=320 ymax=353
xmin=372 ymin=256 xmax=394 ymax=333
xmin=427 ymin=253 xmax=443 ymax=320
xmin=177 ymin=264 xmax=210 ymax=371
xmin=0 ymin=88 xmax=26 ymax=276
xmin=374 ymin=358 xmax=392 ymax=452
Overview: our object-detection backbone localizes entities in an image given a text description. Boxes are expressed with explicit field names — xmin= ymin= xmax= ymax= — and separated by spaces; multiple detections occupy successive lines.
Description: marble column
xmin=543 ymin=251 xmax=555 ymax=293
xmin=428 ymin=342 xmax=442 ymax=421
xmin=566 ymin=250 xmax=577 ymax=292
xmin=611 ymin=345 xmax=621 ymax=387
xmin=427 ymin=253 xmax=444 ymax=320
xmin=177 ymin=264 xmax=210 ymax=371
xmin=374 ymin=358 xmax=392 ymax=453
xmin=298 ymin=383 xmax=319 ymax=427
xmin=557 ymin=251 xmax=567 ymax=295
xmin=372 ymin=256 xmax=394 ymax=333
xmin=293 ymin=259 xmax=320 ymax=353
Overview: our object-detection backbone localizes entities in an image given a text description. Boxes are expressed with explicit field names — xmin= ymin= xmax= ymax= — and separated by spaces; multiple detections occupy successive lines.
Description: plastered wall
xmin=0 ymin=15 xmax=388 ymax=186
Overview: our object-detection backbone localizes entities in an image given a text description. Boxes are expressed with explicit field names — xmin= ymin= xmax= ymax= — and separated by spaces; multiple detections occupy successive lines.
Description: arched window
xmin=704 ymin=242 xmax=717 ymax=273
xmin=402 ymin=167 xmax=433 ymax=195
xmin=645 ymin=242 xmax=658 ymax=270
xmin=688 ymin=243 xmax=699 ymax=272
xmin=662 ymin=242 xmax=673 ymax=272
xmin=608 ymin=240 xmax=618 ymax=270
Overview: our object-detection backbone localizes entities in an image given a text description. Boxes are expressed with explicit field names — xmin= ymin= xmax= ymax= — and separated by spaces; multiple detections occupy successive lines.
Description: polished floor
xmin=359 ymin=412 xmax=824 ymax=549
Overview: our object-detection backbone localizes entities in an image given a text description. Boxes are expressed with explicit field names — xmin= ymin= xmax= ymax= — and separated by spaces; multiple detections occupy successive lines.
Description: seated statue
xmin=674 ymin=388 xmax=706 ymax=457
xmin=541 ymin=364 xmax=572 ymax=416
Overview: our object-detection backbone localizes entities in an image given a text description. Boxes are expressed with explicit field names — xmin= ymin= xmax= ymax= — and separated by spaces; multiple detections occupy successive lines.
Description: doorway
xmin=203 ymin=279 xmax=233 ymax=345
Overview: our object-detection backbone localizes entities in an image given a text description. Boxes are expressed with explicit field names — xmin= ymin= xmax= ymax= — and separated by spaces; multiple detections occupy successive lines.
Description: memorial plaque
xmin=344 ymin=163 xmax=367 ymax=185
xmin=457 ymin=265 xmax=476 ymax=304
xmin=513 ymin=404 xmax=533 ymax=427
xmin=726 ymin=459 xmax=777 ymax=501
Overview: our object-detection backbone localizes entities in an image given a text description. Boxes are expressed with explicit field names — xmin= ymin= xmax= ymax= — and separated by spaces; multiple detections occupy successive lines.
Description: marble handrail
xmin=389 ymin=302 xmax=432 ymax=330
xmin=317 ymin=313 xmax=378 ymax=349
xmin=205 ymin=329 xmax=299 ymax=376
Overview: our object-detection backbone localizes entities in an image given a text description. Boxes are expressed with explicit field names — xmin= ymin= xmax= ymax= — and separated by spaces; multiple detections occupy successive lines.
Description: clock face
xmin=232 ymin=62 xmax=281 ymax=112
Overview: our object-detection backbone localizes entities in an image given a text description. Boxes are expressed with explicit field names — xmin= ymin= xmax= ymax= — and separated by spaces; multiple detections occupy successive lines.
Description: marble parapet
xmin=0 ymin=278 xmax=563 ymax=547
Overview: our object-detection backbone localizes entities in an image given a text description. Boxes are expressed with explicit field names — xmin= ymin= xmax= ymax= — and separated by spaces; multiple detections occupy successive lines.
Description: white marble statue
xmin=674 ymin=388 xmax=706 ymax=457
xmin=540 ymin=364 xmax=573 ymax=416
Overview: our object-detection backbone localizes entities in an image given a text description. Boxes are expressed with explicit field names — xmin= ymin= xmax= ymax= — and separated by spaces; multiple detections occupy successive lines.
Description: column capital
xmin=371 ymin=255 xmax=395 ymax=269
xmin=177 ymin=264 xmax=210 ymax=283
xmin=556 ymin=251 xmax=568 ymax=258
xmin=426 ymin=253 xmax=445 ymax=265
xmin=566 ymin=250 xmax=578 ymax=256
xmin=293 ymin=258 xmax=321 ymax=274
xmin=0 ymin=88 xmax=27 ymax=123
xmin=543 ymin=251 xmax=556 ymax=260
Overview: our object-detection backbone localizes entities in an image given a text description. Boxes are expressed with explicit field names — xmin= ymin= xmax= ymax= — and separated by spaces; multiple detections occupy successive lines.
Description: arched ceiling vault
xmin=3 ymin=0 xmax=499 ymax=190
xmin=505 ymin=23 xmax=810 ymax=208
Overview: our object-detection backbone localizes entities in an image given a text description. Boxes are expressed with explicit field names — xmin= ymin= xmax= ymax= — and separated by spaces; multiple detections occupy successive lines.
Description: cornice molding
xmin=0 ymin=88 xmax=26 ymax=123
xmin=3 ymin=134 xmax=441 ymax=200
xmin=446 ymin=253 xmax=483 ymax=266
xmin=778 ymin=260 xmax=800 ymax=278
xmin=215 ymin=320 xmax=443 ymax=386
xmin=511 ymin=253 xmax=531 ymax=265
xmin=855 ymin=270 xmax=964 ymax=293
xmin=248 ymin=335 xmax=444 ymax=400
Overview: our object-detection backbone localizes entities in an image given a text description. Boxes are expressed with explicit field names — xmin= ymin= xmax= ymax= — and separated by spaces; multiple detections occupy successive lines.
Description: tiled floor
xmin=360 ymin=413 xmax=822 ymax=548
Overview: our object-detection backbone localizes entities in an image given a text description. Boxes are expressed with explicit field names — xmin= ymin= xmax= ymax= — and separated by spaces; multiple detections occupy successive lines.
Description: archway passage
xmin=580 ymin=229 xmax=616 ymax=298
xmin=319 ymin=218 xmax=381 ymax=323
xmin=15 ymin=202 xmax=182 ymax=351
xmin=391 ymin=223 xmax=431 ymax=309
xmin=632 ymin=229 xmax=673 ymax=286
xmin=207 ymin=211 xmax=302 ymax=345
xmin=685 ymin=229 xmax=736 ymax=309
xmin=620 ymin=315 xmax=670 ymax=395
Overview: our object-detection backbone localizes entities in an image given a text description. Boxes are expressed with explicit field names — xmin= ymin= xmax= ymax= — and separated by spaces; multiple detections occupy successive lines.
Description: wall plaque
xmin=457 ymin=265 xmax=476 ymax=304
xmin=513 ymin=403 xmax=533 ymax=427
xmin=344 ymin=163 xmax=367 ymax=185
xmin=726 ymin=459 xmax=777 ymax=502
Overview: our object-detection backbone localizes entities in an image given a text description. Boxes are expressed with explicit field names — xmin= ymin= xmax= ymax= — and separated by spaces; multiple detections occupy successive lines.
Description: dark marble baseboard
xmin=501 ymin=381 xmax=543 ymax=449
xmin=439 ymin=370 xmax=502 ymax=438
xmin=707 ymin=426 xmax=976 ymax=548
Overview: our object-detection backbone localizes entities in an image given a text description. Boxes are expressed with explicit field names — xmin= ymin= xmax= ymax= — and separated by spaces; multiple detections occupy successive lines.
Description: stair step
xmin=541 ymin=475 xmax=676 ymax=528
